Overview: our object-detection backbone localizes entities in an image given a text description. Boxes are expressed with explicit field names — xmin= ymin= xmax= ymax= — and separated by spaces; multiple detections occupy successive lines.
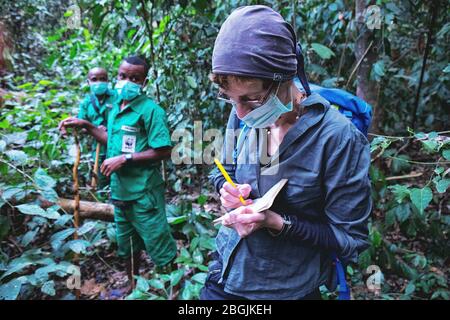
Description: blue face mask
xmin=239 ymin=85 xmax=293 ymax=128
xmin=90 ymin=82 xmax=109 ymax=96
xmin=115 ymin=80 xmax=142 ymax=101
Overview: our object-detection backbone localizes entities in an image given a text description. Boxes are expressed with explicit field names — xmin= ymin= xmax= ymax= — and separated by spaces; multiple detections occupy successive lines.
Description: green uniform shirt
xmin=107 ymin=94 xmax=171 ymax=201
xmin=78 ymin=89 xmax=116 ymax=158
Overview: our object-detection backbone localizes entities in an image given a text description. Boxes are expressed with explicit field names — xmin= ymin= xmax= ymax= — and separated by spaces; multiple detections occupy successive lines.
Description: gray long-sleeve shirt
xmin=210 ymin=91 xmax=372 ymax=299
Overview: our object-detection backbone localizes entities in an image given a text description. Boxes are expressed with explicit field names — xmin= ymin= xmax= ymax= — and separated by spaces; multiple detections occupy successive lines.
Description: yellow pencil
xmin=214 ymin=158 xmax=246 ymax=206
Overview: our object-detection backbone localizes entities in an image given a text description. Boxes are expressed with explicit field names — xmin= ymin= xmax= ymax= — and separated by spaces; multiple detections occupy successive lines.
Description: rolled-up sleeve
xmin=322 ymin=123 xmax=372 ymax=263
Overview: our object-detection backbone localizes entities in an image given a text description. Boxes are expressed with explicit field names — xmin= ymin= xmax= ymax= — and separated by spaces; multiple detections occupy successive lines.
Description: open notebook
xmin=214 ymin=179 xmax=288 ymax=225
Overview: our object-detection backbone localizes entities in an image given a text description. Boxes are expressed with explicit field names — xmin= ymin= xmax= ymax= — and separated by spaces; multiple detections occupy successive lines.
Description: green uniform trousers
xmin=113 ymin=185 xmax=176 ymax=267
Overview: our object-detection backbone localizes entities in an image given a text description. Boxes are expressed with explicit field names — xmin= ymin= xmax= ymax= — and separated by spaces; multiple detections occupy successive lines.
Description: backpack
xmin=294 ymin=79 xmax=372 ymax=136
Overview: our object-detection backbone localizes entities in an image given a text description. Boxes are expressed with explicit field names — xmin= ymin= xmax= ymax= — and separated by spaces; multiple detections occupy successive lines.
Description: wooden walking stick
xmin=91 ymin=142 xmax=101 ymax=190
xmin=72 ymin=129 xmax=81 ymax=299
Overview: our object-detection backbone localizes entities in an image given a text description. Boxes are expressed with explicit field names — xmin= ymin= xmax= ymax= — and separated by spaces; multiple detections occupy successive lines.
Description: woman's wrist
xmin=264 ymin=210 xmax=284 ymax=232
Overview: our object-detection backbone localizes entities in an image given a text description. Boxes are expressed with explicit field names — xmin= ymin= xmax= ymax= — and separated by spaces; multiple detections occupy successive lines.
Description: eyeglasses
xmin=217 ymin=81 xmax=279 ymax=109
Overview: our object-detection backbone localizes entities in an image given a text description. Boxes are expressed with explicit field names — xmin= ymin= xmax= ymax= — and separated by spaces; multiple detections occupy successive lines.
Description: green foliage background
xmin=0 ymin=0 xmax=448 ymax=300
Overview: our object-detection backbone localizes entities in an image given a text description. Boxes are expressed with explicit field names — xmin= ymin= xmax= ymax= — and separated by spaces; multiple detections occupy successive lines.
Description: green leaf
xmin=106 ymin=223 xmax=116 ymax=243
xmin=198 ymin=236 xmax=216 ymax=251
xmin=21 ymin=228 xmax=39 ymax=246
xmin=192 ymin=248 xmax=204 ymax=264
xmin=389 ymin=185 xmax=411 ymax=203
xmin=186 ymin=76 xmax=197 ymax=89
xmin=405 ymin=282 xmax=415 ymax=295
xmin=77 ymin=221 xmax=97 ymax=236
xmin=34 ymin=168 xmax=56 ymax=190
xmin=370 ymin=228 xmax=382 ymax=248
xmin=191 ymin=272 xmax=207 ymax=285
xmin=17 ymin=82 xmax=33 ymax=90
xmin=41 ymin=280 xmax=56 ymax=296
xmin=64 ymin=9 xmax=74 ymax=17
xmin=358 ymin=249 xmax=372 ymax=269
xmin=1 ymin=261 xmax=34 ymax=280
xmin=5 ymin=150 xmax=28 ymax=164
xmin=421 ymin=140 xmax=439 ymax=152
xmin=136 ymin=276 xmax=150 ymax=292
xmin=64 ymin=239 xmax=91 ymax=254
xmin=148 ymin=279 xmax=165 ymax=290
xmin=190 ymin=236 xmax=200 ymax=251
xmin=34 ymin=262 xmax=74 ymax=282
xmin=428 ymin=131 xmax=438 ymax=139
xmin=346 ymin=265 xmax=354 ymax=276
xmin=1 ymin=187 xmax=23 ymax=201
xmin=16 ymin=204 xmax=60 ymax=220
xmin=411 ymin=255 xmax=427 ymax=269
xmin=311 ymin=43 xmax=335 ymax=60
xmin=431 ymin=289 xmax=450 ymax=300
xmin=409 ymin=187 xmax=433 ymax=216
xmin=167 ymin=215 xmax=188 ymax=225
xmin=170 ymin=269 xmax=185 ymax=287
xmin=50 ymin=228 xmax=75 ymax=250
xmin=434 ymin=167 xmax=445 ymax=175
xmin=70 ymin=43 xmax=78 ymax=59
xmin=47 ymin=34 xmax=62 ymax=42
xmin=180 ymin=280 xmax=194 ymax=300
xmin=5 ymin=132 xmax=28 ymax=146
xmin=329 ymin=3 xmax=339 ymax=11
xmin=0 ymin=278 xmax=23 ymax=300
xmin=400 ymin=262 xmax=418 ymax=280
xmin=443 ymin=149 xmax=450 ymax=160
xmin=16 ymin=204 xmax=46 ymax=216
xmin=385 ymin=209 xmax=396 ymax=227
xmin=38 ymin=80 xmax=54 ymax=86
xmin=197 ymin=194 xmax=208 ymax=206
xmin=0 ymin=139 xmax=7 ymax=152
xmin=198 ymin=265 xmax=209 ymax=272
xmin=371 ymin=60 xmax=385 ymax=82
xmin=44 ymin=206 xmax=61 ymax=219
xmin=394 ymin=203 xmax=411 ymax=223
xmin=436 ymin=178 xmax=450 ymax=193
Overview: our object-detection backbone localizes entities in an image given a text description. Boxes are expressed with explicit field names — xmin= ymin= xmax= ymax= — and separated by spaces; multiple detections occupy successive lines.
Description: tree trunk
xmin=57 ymin=198 xmax=114 ymax=222
xmin=0 ymin=22 xmax=11 ymax=74
xmin=355 ymin=0 xmax=379 ymax=133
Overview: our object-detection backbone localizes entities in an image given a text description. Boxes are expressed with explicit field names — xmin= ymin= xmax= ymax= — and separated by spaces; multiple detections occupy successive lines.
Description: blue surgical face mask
xmin=239 ymin=84 xmax=293 ymax=128
xmin=90 ymin=82 xmax=109 ymax=96
xmin=115 ymin=80 xmax=142 ymax=101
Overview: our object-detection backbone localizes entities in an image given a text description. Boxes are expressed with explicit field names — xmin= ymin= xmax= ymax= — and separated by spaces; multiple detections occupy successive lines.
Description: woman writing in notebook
xmin=201 ymin=5 xmax=372 ymax=300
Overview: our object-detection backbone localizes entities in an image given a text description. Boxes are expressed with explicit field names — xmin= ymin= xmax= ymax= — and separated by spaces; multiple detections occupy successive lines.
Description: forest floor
xmin=1 ymin=142 xmax=448 ymax=300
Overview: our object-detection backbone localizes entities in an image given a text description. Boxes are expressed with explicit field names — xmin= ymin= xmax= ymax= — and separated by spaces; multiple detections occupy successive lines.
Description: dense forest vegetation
xmin=0 ymin=0 xmax=448 ymax=300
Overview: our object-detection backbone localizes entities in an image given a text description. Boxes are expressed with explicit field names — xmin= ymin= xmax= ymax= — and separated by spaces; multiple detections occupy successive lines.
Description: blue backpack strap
xmin=332 ymin=253 xmax=351 ymax=300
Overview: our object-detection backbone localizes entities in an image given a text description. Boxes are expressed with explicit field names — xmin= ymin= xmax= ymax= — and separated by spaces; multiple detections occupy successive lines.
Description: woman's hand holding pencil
xmin=214 ymin=158 xmax=253 ymax=210
xmin=219 ymin=182 xmax=253 ymax=209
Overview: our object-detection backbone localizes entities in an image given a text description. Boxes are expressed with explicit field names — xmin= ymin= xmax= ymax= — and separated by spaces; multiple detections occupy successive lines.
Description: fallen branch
xmin=57 ymin=198 xmax=114 ymax=222
xmin=385 ymin=172 xmax=424 ymax=181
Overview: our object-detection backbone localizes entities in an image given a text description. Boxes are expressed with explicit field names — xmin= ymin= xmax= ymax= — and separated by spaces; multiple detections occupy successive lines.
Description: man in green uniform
xmin=59 ymin=56 xmax=177 ymax=289
xmin=63 ymin=67 xmax=115 ymax=188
